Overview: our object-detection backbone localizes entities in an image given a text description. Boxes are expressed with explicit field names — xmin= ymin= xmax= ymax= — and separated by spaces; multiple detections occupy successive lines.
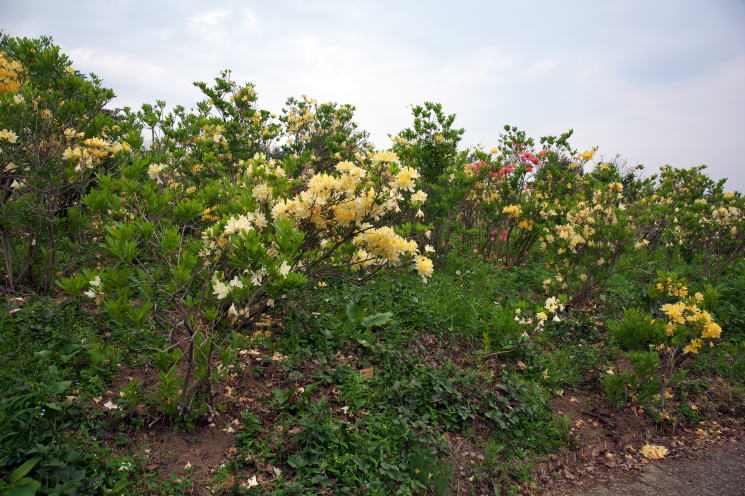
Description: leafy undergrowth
xmin=2 ymin=256 xmax=744 ymax=495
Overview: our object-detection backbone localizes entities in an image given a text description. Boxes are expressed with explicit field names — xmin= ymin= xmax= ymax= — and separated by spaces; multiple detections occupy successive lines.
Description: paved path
xmin=576 ymin=441 xmax=745 ymax=496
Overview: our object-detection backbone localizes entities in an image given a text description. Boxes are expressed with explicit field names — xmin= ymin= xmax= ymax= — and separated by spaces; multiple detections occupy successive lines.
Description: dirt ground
xmin=540 ymin=425 xmax=745 ymax=496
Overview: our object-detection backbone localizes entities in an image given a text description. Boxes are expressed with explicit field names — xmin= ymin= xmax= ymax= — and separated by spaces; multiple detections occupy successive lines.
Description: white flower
xmin=229 ymin=276 xmax=244 ymax=289
xmin=83 ymin=289 xmax=97 ymax=299
xmin=147 ymin=163 xmax=166 ymax=182
xmin=244 ymin=475 xmax=259 ymax=488
xmin=229 ymin=304 xmax=249 ymax=319
xmin=249 ymin=269 xmax=266 ymax=286
xmin=279 ymin=261 xmax=291 ymax=277
xmin=212 ymin=278 xmax=230 ymax=300
xmin=103 ymin=400 xmax=119 ymax=410
xmin=89 ymin=276 xmax=102 ymax=287
xmin=411 ymin=190 xmax=427 ymax=203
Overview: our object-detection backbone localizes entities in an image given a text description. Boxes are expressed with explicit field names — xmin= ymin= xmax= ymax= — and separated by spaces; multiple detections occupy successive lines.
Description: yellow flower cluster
xmin=0 ymin=129 xmax=19 ymax=143
xmin=414 ymin=255 xmax=434 ymax=279
xmin=393 ymin=166 xmax=419 ymax=192
xmin=503 ymin=205 xmax=522 ymax=218
xmin=62 ymin=134 xmax=131 ymax=172
xmin=371 ymin=150 xmax=400 ymax=164
xmin=578 ymin=149 xmax=595 ymax=161
xmin=656 ymin=277 xmax=688 ymax=297
xmin=0 ymin=52 xmax=23 ymax=94
xmin=640 ymin=444 xmax=668 ymax=459
xmin=354 ymin=226 xmax=418 ymax=263
xmin=199 ymin=152 xmax=432 ymax=283
xmin=712 ymin=206 xmax=741 ymax=226
xmin=660 ymin=296 xmax=722 ymax=353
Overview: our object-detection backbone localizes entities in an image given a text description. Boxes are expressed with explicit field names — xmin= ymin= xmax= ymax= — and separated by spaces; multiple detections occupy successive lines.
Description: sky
xmin=5 ymin=0 xmax=745 ymax=190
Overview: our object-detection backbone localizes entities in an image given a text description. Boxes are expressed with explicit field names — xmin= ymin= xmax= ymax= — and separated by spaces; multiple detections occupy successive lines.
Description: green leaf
xmin=8 ymin=457 xmax=41 ymax=484
xmin=4 ymin=478 xmax=41 ymax=496
xmin=360 ymin=312 xmax=393 ymax=329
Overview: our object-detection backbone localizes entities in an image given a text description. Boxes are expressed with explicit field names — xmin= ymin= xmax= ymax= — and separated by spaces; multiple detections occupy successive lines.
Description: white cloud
xmin=189 ymin=9 xmax=230 ymax=29
xmin=243 ymin=8 xmax=258 ymax=31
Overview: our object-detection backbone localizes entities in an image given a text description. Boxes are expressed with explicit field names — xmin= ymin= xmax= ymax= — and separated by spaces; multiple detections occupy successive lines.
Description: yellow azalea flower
xmin=701 ymin=321 xmax=721 ymax=339
xmin=394 ymin=166 xmax=420 ymax=192
xmin=0 ymin=52 xmax=23 ymax=93
xmin=683 ymin=338 xmax=703 ymax=354
xmin=212 ymin=278 xmax=230 ymax=300
xmin=0 ymin=129 xmax=18 ymax=143
xmin=503 ymin=205 xmax=522 ymax=218
xmin=411 ymin=190 xmax=427 ymax=203
xmin=371 ymin=150 xmax=399 ymax=163
xmin=640 ymin=444 xmax=668 ymax=459
xmin=414 ymin=255 xmax=434 ymax=280
xmin=579 ymin=149 xmax=595 ymax=161
xmin=252 ymin=183 xmax=272 ymax=202
xmin=147 ymin=163 xmax=167 ymax=182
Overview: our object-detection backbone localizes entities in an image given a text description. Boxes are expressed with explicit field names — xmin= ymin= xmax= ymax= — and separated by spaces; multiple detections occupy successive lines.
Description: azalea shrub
xmin=460 ymin=126 xmax=580 ymax=266
xmin=649 ymin=166 xmax=745 ymax=281
xmin=0 ymin=35 xmax=135 ymax=291
xmin=391 ymin=102 xmax=467 ymax=249
xmin=539 ymin=160 xmax=661 ymax=307
xmin=279 ymin=94 xmax=372 ymax=175
xmin=603 ymin=274 xmax=723 ymax=416
xmin=60 ymin=74 xmax=434 ymax=415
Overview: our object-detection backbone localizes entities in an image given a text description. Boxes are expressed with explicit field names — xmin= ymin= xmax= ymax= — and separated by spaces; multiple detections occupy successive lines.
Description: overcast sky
xmin=5 ymin=0 xmax=745 ymax=190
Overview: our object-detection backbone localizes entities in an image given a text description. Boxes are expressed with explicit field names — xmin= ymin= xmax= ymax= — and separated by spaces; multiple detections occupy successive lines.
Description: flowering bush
xmin=539 ymin=160 xmax=656 ymax=307
xmin=649 ymin=166 xmax=744 ymax=280
xmin=461 ymin=126 xmax=581 ymax=266
xmin=279 ymin=95 xmax=372 ymax=175
xmin=61 ymin=75 xmax=432 ymax=415
xmin=0 ymin=35 xmax=134 ymax=291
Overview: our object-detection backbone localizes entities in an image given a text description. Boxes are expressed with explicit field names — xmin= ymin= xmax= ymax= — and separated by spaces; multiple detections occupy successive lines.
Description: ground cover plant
xmin=1 ymin=35 xmax=744 ymax=495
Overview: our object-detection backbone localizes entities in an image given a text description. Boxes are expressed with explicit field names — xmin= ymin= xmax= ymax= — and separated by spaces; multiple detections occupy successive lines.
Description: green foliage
xmin=602 ymin=351 xmax=661 ymax=408
xmin=608 ymin=308 xmax=665 ymax=351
